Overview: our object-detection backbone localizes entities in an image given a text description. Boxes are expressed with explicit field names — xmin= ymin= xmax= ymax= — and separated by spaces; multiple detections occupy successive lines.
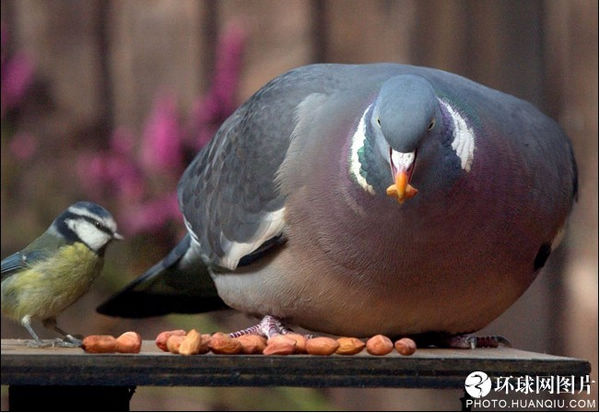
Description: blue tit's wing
xmin=1 ymin=252 xmax=27 ymax=278
xmin=1 ymin=250 xmax=48 ymax=281
xmin=1 ymin=231 xmax=67 ymax=281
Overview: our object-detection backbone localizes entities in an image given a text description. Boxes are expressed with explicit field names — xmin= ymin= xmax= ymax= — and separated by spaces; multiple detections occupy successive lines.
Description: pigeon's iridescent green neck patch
xmin=348 ymin=104 xmax=376 ymax=194
xmin=348 ymin=104 xmax=392 ymax=195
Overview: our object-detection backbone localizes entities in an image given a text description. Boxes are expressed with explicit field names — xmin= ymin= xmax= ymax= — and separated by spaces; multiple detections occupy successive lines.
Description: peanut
xmin=82 ymin=335 xmax=117 ymax=353
xmin=336 ymin=337 xmax=365 ymax=355
xmin=179 ymin=329 xmax=211 ymax=355
xmin=166 ymin=334 xmax=185 ymax=354
xmin=394 ymin=337 xmax=417 ymax=356
xmin=306 ymin=336 xmax=339 ymax=355
xmin=284 ymin=333 xmax=307 ymax=353
xmin=263 ymin=335 xmax=296 ymax=355
xmin=115 ymin=331 xmax=142 ymax=353
xmin=209 ymin=332 xmax=242 ymax=354
xmin=366 ymin=334 xmax=393 ymax=356
xmin=155 ymin=329 xmax=186 ymax=352
xmin=237 ymin=334 xmax=267 ymax=354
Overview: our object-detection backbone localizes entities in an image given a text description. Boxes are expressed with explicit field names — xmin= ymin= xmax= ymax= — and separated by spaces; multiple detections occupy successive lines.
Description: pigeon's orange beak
xmin=386 ymin=171 xmax=418 ymax=204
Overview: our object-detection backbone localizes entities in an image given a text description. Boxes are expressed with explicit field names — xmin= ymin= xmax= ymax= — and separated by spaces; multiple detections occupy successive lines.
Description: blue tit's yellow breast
xmin=1 ymin=242 xmax=104 ymax=321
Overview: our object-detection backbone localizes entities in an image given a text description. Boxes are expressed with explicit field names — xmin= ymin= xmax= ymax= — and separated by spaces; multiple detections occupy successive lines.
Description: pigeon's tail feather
xmin=96 ymin=235 xmax=228 ymax=318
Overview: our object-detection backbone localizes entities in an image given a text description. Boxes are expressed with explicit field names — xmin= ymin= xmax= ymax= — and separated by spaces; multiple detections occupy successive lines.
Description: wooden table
xmin=1 ymin=339 xmax=591 ymax=410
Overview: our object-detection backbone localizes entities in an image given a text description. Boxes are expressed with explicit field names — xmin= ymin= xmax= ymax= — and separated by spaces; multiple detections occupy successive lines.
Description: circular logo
xmin=464 ymin=371 xmax=492 ymax=398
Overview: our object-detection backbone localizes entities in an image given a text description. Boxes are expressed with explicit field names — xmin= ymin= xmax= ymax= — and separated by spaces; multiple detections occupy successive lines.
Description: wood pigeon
xmin=98 ymin=63 xmax=577 ymax=347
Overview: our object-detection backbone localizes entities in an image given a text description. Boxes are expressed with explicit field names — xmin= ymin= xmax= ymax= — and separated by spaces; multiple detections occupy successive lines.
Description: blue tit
xmin=1 ymin=201 xmax=122 ymax=346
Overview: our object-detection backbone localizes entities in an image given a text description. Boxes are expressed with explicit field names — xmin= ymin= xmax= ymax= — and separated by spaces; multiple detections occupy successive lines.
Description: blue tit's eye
xmin=94 ymin=220 xmax=103 ymax=229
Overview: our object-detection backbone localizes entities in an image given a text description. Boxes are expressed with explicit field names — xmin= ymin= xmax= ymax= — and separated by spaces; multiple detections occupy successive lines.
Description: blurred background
xmin=1 ymin=0 xmax=597 ymax=410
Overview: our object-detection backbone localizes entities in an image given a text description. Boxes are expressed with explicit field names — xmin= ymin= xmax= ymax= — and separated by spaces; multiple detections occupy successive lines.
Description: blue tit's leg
xmin=20 ymin=315 xmax=49 ymax=347
xmin=42 ymin=318 xmax=83 ymax=347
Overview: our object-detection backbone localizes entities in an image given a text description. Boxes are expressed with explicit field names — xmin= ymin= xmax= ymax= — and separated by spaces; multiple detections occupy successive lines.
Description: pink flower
xmin=1 ymin=52 xmax=34 ymax=116
xmin=75 ymin=24 xmax=246 ymax=236
xmin=8 ymin=132 xmax=37 ymax=160
xmin=110 ymin=127 xmax=136 ymax=156
xmin=122 ymin=194 xmax=181 ymax=234
xmin=76 ymin=128 xmax=146 ymax=203
xmin=213 ymin=23 xmax=246 ymax=113
xmin=189 ymin=23 xmax=246 ymax=149
xmin=140 ymin=92 xmax=184 ymax=173
xmin=1 ymin=23 xmax=9 ymax=63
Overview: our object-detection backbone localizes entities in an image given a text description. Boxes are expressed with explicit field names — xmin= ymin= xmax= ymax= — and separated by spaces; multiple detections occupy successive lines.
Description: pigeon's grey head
xmin=369 ymin=75 xmax=443 ymax=203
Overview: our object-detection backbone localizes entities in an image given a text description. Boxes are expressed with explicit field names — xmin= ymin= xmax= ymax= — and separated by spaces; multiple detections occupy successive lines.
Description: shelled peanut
xmin=263 ymin=335 xmax=297 ymax=355
xmin=209 ymin=332 xmax=243 ymax=354
xmin=237 ymin=334 xmax=267 ymax=354
xmin=336 ymin=337 xmax=365 ymax=355
xmin=306 ymin=337 xmax=339 ymax=355
xmin=179 ymin=329 xmax=211 ymax=355
xmin=366 ymin=334 xmax=394 ymax=355
xmin=156 ymin=329 xmax=186 ymax=351
xmin=394 ymin=337 xmax=417 ymax=356
xmin=82 ymin=331 xmax=142 ymax=354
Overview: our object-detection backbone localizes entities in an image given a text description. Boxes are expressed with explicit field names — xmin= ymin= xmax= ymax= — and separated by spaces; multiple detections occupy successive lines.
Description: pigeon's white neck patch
xmin=349 ymin=104 xmax=375 ymax=195
xmin=438 ymin=99 xmax=475 ymax=172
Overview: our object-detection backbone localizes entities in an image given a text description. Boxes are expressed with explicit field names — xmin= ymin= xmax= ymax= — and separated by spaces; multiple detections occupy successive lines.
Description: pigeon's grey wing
xmin=178 ymin=65 xmax=344 ymax=270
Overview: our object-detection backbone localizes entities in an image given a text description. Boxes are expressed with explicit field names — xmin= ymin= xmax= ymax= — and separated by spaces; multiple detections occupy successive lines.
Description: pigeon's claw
xmin=229 ymin=315 xmax=294 ymax=339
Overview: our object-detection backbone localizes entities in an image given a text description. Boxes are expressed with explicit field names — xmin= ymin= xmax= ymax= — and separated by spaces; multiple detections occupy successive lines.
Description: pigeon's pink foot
xmin=229 ymin=315 xmax=294 ymax=339
xmin=442 ymin=334 xmax=512 ymax=349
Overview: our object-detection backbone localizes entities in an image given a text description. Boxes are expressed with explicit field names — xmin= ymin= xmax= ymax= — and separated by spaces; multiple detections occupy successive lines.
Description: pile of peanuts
xmin=82 ymin=331 xmax=142 ymax=353
xmin=156 ymin=330 xmax=417 ymax=356
xmin=81 ymin=330 xmax=417 ymax=356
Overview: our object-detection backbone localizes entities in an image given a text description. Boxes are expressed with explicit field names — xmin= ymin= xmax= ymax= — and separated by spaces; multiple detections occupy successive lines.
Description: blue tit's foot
xmin=229 ymin=315 xmax=294 ymax=339
xmin=54 ymin=335 xmax=83 ymax=347
xmin=41 ymin=318 xmax=83 ymax=346
xmin=24 ymin=338 xmax=63 ymax=348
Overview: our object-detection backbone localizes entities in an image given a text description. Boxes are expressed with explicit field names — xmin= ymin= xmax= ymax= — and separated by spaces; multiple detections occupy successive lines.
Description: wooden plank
xmin=1 ymin=340 xmax=590 ymax=388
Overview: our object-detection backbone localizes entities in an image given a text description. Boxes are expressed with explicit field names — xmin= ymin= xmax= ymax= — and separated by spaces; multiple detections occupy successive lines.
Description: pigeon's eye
xmin=427 ymin=119 xmax=436 ymax=130
xmin=376 ymin=117 xmax=381 ymax=126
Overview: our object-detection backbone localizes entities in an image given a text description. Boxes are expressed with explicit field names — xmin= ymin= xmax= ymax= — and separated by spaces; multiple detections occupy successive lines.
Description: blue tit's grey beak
xmin=113 ymin=232 xmax=124 ymax=240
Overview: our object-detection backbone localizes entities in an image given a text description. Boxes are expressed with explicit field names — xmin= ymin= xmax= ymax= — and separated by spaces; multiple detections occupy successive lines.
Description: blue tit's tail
xmin=96 ymin=235 xmax=228 ymax=318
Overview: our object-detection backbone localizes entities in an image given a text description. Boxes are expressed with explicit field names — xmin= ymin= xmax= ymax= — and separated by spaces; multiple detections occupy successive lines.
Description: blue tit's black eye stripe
xmin=80 ymin=216 xmax=113 ymax=236
xmin=56 ymin=211 xmax=114 ymax=238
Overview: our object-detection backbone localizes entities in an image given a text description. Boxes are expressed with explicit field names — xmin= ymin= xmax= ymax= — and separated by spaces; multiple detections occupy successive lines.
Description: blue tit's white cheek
xmin=65 ymin=219 xmax=111 ymax=252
